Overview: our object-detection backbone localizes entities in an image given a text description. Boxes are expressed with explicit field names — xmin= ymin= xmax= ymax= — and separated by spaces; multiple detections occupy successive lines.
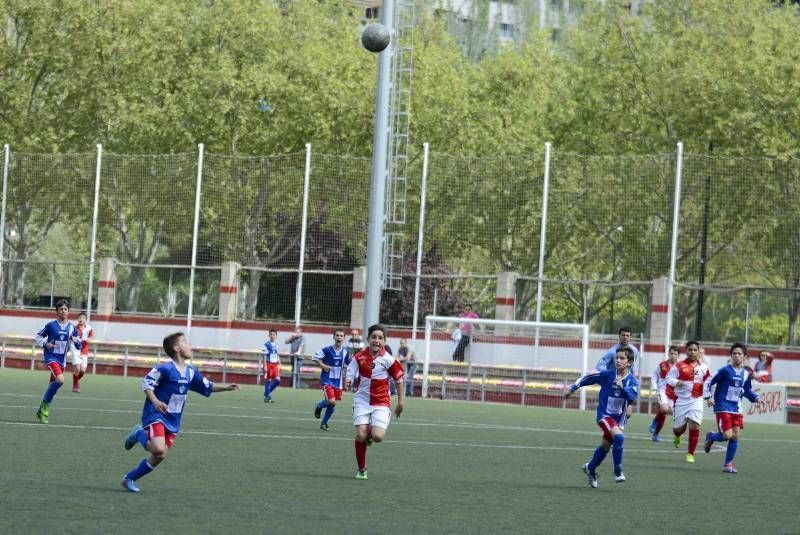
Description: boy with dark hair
xmin=120 ymin=332 xmax=239 ymax=492
xmin=703 ymin=342 xmax=764 ymax=473
xmin=262 ymin=329 xmax=280 ymax=403
xmin=345 ymin=324 xmax=405 ymax=480
xmin=666 ymin=340 xmax=710 ymax=463
xmin=565 ymin=346 xmax=639 ymax=488
xmin=34 ymin=299 xmax=82 ymax=423
xmin=312 ymin=328 xmax=350 ymax=431
xmin=648 ymin=345 xmax=680 ymax=441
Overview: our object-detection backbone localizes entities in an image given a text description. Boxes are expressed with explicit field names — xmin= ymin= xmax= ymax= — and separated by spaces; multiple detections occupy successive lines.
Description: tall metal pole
xmin=186 ymin=143 xmax=204 ymax=338
xmin=666 ymin=142 xmax=684 ymax=353
xmin=364 ymin=0 xmax=395 ymax=332
xmin=410 ymin=143 xmax=429 ymax=346
xmin=533 ymin=142 xmax=551 ymax=365
xmin=0 ymin=144 xmax=9 ymax=304
xmin=86 ymin=144 xmax=102 ymax=321
xmin=294 ymin=143 xmax=312 ymax=328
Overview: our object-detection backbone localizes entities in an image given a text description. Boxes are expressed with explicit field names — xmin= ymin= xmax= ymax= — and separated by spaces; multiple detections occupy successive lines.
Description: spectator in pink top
xmin=452 ymin=303 xmax=479 ymax=362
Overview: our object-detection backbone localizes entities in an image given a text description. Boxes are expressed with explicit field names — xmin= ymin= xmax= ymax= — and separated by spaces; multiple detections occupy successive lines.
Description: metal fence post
xmin=124 ymin=346 xmax=129 ymax=377
xmin=481 ymin=370 xmax=486 ymax=402
xmin=31 ymin=342 xmax=36 ymax=370
xmin=521 ymin=369 xmax=527 ymax=406
xmin=441 ymin=369 xmax=446 ymax=400
xmin=222 ymin=355 xmax=227 ymax=383
xmin=1 ymin=341 xmax=4 ymax=368
xmin=92 ymin=348 xmax=97 ymax=375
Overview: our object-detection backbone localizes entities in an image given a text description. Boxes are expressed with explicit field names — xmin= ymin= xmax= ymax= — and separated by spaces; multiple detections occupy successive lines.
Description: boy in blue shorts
xmin=564 ymin=347 xmax=639 ymax=488
xmin=120 ymin=332 xmax=239 ymax=492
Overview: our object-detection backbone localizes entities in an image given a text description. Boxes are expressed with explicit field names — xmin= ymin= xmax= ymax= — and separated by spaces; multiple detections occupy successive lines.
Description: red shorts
xmin=46 ymin=362 xmax=64 ymax=380
xmin=322 ymin=384 xmax=343 ymax=402
xmin=264 ymin=362 xmax=280 ymax=380
xmin=597 ymin=416 xmax=619 ymax=442
xmin=715 ymin=412 xmax=744 ymax=432
xmin=146 ymin=422 xmax=177 ymax=449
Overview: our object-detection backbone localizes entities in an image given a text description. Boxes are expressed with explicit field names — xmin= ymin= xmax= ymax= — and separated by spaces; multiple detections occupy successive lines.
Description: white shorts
xmin=673 ymin=400 xmax=704 ymax=427
xmin=353 ymin=405 xmax=391 ymax=430
xmin=71 ymin=349 xmax=87 ymax=367
xmin=658 ymin=390 xmax=674 ymax=407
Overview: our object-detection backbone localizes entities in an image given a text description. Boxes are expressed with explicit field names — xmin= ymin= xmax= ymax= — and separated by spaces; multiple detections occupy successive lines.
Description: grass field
xmin=1 ymin=368 xmax=798 ymax=534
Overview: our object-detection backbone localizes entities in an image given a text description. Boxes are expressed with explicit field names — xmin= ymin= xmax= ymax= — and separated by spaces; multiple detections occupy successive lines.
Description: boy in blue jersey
xmin=120 ymin=332 xmax=239 ymax=492
xmin=34 ymin=299 xmax=82 ymax=423
xmin=703 ymin=342 xmax=765 ymax=473
xmin=262 ymin=329 xmax=280 ymax=403
xmin=312 ymin=328 xmax=350 ymax=431
xmin=564 ymin=347 xmax=639 ymax=488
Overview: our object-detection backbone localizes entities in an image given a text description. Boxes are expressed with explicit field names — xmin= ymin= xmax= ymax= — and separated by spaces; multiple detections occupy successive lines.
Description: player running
xmin=70 ymin=312 xmax=93 ymax=393
xmin=34 ymin=299 xmax=82 ymax=423
xmin=648 ymin=345 xmax=679 ymax=441
xmin=344 ymin=324 xmax=404 ymax=480
xmin=262 ymin=329 xmax=281 ymax=403
xmin=666 ymin=340 xmax=710 ymax=463
xmin=120 ymin=332 xmax=239 ymax=492
xmin=564 ymin=346 xmax=639 ymax=488
xmin=703 ymin=342 xmax=765 ymax=473
xmin=312 ymin=328 xmax=351 ymax=431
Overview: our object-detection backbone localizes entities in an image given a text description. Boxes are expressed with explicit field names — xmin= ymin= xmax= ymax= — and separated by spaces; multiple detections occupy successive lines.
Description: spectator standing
xmin=348 ymin=329 xmax=364 ymax=354
xmin=753 ymin=351 xmax=774 ymax=383
xmin=398 ymin=338 xmax=417 ymax=397
xmin=452 ymin=304 xmax=479 ymax=362
xmin=285 ymin=328 xmax=305 ymax=389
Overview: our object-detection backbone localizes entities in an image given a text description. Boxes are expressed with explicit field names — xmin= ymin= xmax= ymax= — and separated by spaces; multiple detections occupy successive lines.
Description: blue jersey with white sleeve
xmin=263 ymin=340 xmax=280 ymax=364
xmin=595 ymin=343 xmax=640 ymax=371
xmin=704 ymin=364 xmax=759 ymax=414
xmin=312 ymin=345 xmax=350 ymax=388
xmin=35 ymin=320 xmax=81 ymax=367
xmin=569 ymin=369 xmax=639 ymax=426
xmin=140 ymin=361 xmax=213 ymax=434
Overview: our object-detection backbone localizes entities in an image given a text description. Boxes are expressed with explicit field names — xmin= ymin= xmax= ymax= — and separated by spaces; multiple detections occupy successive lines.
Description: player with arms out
xmin=564 ymin=347 xmax=639 ymax=488
xmin=70 ymin=312 xmax=93 ymax=393
xmin=703 ymin=342 xmax=765 ymax=473
xmin=120 ymin=332 xmax=239 ymax=492
xmin=262 ymin=329 xmax=281 ymax=403
xmin=34 ymin=299 xmax=82 ymax=423
xmin=345 ymin=324 xmax=404 ymax=480
xmin=312 ymin=328 xmax=351 ymax=431
xmin=666 ymin=340 xmax=710 ymax=463
xmin=648 ymin=345 xmax=679 ymax=441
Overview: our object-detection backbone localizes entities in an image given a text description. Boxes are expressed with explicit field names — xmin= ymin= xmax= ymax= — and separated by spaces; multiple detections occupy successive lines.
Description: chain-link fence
xmin=1 ymin=144 xmax=798 ymax=346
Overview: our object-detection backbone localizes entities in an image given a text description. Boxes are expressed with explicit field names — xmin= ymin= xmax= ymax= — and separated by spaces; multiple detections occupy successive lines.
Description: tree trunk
xmin=244 ymin=268 xmax=264 ymax=320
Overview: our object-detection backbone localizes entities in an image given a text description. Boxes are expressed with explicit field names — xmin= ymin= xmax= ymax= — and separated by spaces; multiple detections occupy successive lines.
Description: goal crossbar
xmin=422 ymin=315 xmax=590 ymax=409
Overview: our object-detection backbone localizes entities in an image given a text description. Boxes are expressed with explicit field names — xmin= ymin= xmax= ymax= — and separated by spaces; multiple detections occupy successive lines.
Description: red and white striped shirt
xmin=666 ymin=359 xmax=710 ymax=404
xmin=652 ymin=360 xmax=676 ymax=401
xmin=346 ymin=347 xmax=404 ymax=408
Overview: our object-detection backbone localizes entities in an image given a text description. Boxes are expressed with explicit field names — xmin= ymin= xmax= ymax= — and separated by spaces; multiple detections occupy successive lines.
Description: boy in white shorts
xmin=70 ymin=312 xmax=93 ymax=392
xmin=345 ymin=323 xmax=405 ymax=480
xmin=665 ymin=340 xmax=710 ymax=463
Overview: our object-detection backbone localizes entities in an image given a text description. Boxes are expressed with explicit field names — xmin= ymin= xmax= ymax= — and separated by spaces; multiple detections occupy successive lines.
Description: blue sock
xmin=270 ymin=379 xmax=280 ymax=393
xmin=724 ymin=440 xmax=738 ymax=465
xmin=43 ymin=381 xmax=62 ymax=403
xmin=264 ymin=381 xmax=272 ymax=398
xmin=709 ymin=431 xmax=724 ymax=442
xmin=322 ymin=405 xmax=335 ymax=425
xmin=587 ymin=446 xmax=608 ymax=473
xmin=125 ymin=458 xmax=154 ymax=481
xmin=612 ymin=434 xmax=625 ymax=475
xmin=316 ymin=399 xmax=329 ymax=411
xmin=137 ymin=427 xmax=148 ymax=449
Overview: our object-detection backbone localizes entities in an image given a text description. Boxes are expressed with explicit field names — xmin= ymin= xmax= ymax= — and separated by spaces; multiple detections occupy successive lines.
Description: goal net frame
xmin=422 ymin=315 xmax=590 ymax=409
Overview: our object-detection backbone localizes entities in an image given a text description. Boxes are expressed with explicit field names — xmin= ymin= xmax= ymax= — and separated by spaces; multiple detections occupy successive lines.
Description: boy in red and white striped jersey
xmin=665 ymin=341 xmax=710 ymax=463
xmin=344 ymin=324 xmax=405 ymax=480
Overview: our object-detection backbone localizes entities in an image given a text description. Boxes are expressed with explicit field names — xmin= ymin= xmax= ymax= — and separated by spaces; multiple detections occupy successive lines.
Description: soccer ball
xmin=361 ymin=23 xmax=390 ymax=53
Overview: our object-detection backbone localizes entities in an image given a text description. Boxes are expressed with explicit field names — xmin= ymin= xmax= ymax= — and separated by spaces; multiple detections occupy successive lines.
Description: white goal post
xmin=422 ymin=315 xmax=590 ymax=409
